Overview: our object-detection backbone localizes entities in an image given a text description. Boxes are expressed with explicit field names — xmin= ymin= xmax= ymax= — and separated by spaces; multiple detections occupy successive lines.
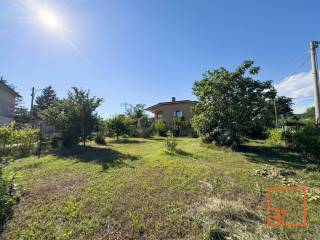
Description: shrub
xmin=95 ymin=134 xmax=106 ymax=145
xmin=172 ymin=116 xmax=190 ymax=136
xmin=0 ymin=122 xmax=40 ymax=157
xmin=137 ymin=115 xmax=153 ymax=138
xmin=154 ymin=119 xmax=167 ymax=136
xmin=164 ymin=130 xmax=177 ymax=153
xmin=105 ymin=115 xmax=130 ymax=140
xmin=50 ymin=133 xmax=62 ymax=148
xmin=0 ymin=165 xmax=16 ymax=231
xmin=283 ymin=124 xmax=320 ymax=161
xmin=267 ymin=129 xmax=284 ymax=145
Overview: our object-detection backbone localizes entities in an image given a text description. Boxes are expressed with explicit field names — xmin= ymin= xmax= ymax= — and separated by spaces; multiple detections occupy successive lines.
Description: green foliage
xmin=300 ymin=107 xmax=315 ymax=119
xmin=164 ymin=130 xmax=177 ymax=153
xmin=137 ymin=115 xmax=153 ymax=137
xmin=248 ymin=96 xmax=294 ymax=138
xmin=0 ymin=165 xmax=16 ymax=232
xmin=95 ymin=134 xmax=106 ymax=145
xmin=192 ymin=60 xmax=275 ymax=149
xmin=123 ymin=103 xmax=146 ymax=120
xmin=105 ymin=115 xmax=130 ymax=140
xmin=40 ymin=87 xmax=103 ymax=147
xmin=0 ymin=122 xmax=40 ymax=157
xmin=275 ymin=96 xmax=294 ymax=117
xmin=14 ymin=96 xmax=31 ymax=129
xmin=122 ymin=103 xmax=148 ymax=137
xmin=172 ymin=116 xmax=190 ymax=136
xmin=267 ymin=129 xmax=284 ymax=145
xmin=283 ymin=124 xmax=320 ymax=161
xmin=154 ymin=119 xmax=167 ymax=136
xmin=50 ymin=133 xmax=62 ymax=148
xmin=34 ymin=86 xmax=58 ymax=112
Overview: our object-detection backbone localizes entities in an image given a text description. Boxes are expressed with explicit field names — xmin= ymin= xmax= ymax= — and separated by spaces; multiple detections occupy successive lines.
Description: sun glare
xmin=37 ymin=8 xmax=62 ymax=32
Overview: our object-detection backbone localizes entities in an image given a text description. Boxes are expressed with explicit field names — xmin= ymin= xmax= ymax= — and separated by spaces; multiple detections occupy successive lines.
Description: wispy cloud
xmin=275 ymin=71 xmax=315 ymax=113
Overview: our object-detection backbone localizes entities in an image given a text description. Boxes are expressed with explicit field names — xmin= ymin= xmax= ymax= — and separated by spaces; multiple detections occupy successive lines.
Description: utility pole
xmin=30 ymin=87 xmax=35 ymax=128
xmin=30 ymin=87 xmax=35 ymax=113
xmin=310 ymin=41 xmax=320 ymax=123
xmin=274 ymin=97 xmax=278 ymax=128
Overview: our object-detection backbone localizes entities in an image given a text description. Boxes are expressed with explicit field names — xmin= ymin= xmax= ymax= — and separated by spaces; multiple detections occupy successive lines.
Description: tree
xmin=14 ymin=96 xmax=31 ymax=129
xmin=106 ymin=115 xmax=130 ymax=140
xmin=123 ymin=103 xmax=146 ymax=120
xmin=275 ymin=96 xmax=293 ymax=117
xmin=40 ymin=88 xmax=103 ymax=147
xmin=137 ymin=115 xmax=153 ymax=137
xmin=248 ymin=95 xmax=294 ymax=138
xmin=301 ymin=107 xmax=315 ymax=119
xmin=122 ymin=103 xmax=147 ymax=136
xmin=34 ymin=86 xmax=58 ymax=111
xmin=172 ymin=116 xmax=190 ymax=136
xmin=154 ymin=119 xmax=167 ymax=136
xmin=192 ymin=60 xmax=275 ymax=149
xmin=67 ymin=87 xmax=103 ymax=146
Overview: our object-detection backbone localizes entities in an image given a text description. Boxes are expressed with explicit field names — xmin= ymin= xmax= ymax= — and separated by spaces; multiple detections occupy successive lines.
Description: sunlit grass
xmin=2 ymin=138 xmax=319 ymax=239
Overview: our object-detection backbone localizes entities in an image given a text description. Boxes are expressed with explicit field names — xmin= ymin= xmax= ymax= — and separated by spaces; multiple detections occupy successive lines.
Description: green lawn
xmin=1 ymin=137 xmax=320 ymax=240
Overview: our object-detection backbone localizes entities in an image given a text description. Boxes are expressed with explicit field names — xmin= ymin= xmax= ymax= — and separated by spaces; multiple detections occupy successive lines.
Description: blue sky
xmin=0 ymin=0 xmax=319 ymax=117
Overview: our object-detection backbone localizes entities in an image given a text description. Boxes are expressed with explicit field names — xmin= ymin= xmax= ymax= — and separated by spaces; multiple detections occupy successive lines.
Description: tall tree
xmin=192 ymin=60 xmax=275 ymax=148
xmin=123 ymin=103 xmax=146 ymax=120
xmin=106 ymin=114 xmax=130 ymax=140
xmin=14 ymin=96 xmax=31 ymax=129
xmin=40 ymin=87 xmax=103 ymax=147
xmin=67 ymin=87 xmax=103 ymax=146
xmin=275 ymin=96 xmax=293 ymax=117
xmin=34 ymin=86 xmax=58 ymax=113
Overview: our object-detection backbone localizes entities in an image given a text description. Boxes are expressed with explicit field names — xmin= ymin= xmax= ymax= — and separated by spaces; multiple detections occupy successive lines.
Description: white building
xmin=0 ymin=79 xmax=20 ymax=125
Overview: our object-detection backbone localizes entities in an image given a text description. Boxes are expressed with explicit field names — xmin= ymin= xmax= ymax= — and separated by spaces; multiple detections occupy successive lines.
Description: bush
xmin=0 ymin=165 xmax=16 ymax=231
xmin=137 ymin=116 xmax=153 ymax=138
xmin=267 ymin=129 xmax=284 ymax=145
xmin=105 ymin=115 xmax=131 ymax=140
xmin=95 ymin=134 xmax=106 ymax=145
xmin=283 ymin=124 xmax=320 ymax=161
xmin=164 ymin=130 xmax=177 ymax=153
xmin=154 ymin=119 xmax=167 ymax=136
xmin=0 ymin=122 xmax=40 ymax=157
xmin=50 ymin=133 xmax=62 ymax=148
xmin=172 ymin=116 xmax=190 ymax=136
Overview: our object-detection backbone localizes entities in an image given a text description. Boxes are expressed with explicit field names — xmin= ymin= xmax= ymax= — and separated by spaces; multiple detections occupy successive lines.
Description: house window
xmin=174 ymin=110 xmax=183 ymax=117
xmin=156 ymin=112 xmax=163 ymax=119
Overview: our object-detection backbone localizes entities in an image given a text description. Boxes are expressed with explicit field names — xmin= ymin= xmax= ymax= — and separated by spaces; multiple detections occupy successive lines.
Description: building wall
xmin=0 ymin=84 xmax=16 ymax=122
xmin=150 ymin=102 xmax=195 ymax=127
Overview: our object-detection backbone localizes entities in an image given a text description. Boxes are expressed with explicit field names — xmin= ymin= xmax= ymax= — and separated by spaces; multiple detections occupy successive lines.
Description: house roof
xmin=146 ymin=100 xmax=198 ymax=112
xmin=0 ymin=79 xmax=21 ymax=97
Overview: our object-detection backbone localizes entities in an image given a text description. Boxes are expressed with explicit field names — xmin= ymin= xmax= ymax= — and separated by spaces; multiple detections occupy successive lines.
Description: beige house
xmin=0 ymin=79 xmax=20 ymax=125
xmin=146 ymin=97 xmax=197 ymax=128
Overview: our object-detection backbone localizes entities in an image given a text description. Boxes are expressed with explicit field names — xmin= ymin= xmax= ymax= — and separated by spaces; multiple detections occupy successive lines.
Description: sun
xmin=37 ymin=7 xmax=62 ymax=32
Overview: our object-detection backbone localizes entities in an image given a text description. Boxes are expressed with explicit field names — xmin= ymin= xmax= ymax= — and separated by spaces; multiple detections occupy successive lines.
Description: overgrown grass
xmin=1 ymin=137 xmax=319 ymax=239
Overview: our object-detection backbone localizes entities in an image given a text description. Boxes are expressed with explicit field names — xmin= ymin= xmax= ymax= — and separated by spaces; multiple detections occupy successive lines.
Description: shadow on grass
xmin=109 ymin=138 xmax=147 ymax=144
xmin=52 ymin=146 xmax=138 ymax=171
xmin=149 ymin=136 xmax=165 ymax=141
xmin=175 ymin=148 xmax=194 ymax=157
xmin=208 ymin=229 xmax=227 ymax=240
xmin=239 ymin=143 xmax=306 ymax=170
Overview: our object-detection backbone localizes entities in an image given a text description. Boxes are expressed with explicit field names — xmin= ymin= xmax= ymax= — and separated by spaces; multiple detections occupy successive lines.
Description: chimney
xmin=172 ymin=97 xmax=176 ymax=102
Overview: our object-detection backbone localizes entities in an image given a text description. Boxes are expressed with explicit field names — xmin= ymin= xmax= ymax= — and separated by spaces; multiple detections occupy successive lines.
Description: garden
xmin=0 ymin=61 xmax=319 ymax=239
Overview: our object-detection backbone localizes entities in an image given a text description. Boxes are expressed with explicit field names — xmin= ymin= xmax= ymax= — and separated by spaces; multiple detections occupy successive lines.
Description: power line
xmin=287 ymin=51 xmax=310 ymax=77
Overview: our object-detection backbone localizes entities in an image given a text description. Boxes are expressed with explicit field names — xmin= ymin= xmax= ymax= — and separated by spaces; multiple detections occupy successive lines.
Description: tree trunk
xmin=82 ymin=127 xmax=86 ymax=147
